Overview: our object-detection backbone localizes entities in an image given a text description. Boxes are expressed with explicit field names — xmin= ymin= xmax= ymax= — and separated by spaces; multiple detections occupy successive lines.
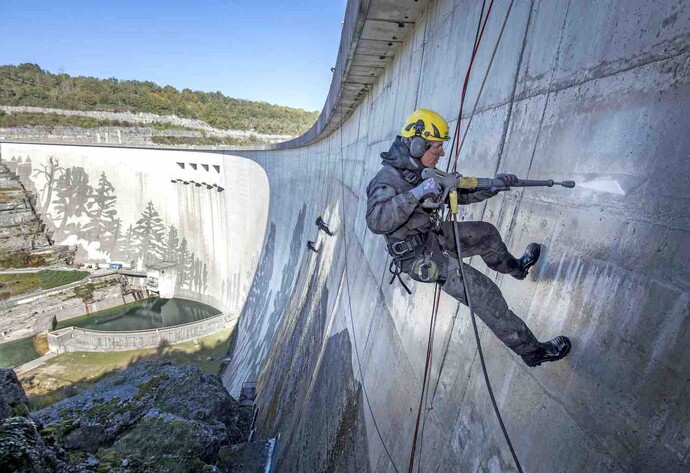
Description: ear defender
xmin=409 ymin=136 xmax=429 ymax=158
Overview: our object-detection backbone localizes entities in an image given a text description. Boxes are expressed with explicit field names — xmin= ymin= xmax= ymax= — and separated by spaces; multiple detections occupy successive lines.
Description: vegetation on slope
xmin=0 ymin=270 xmax=88 ymax=299
xmin=0 ymin=63 xmax=319 ymax=135
xmin=0 ymin=110 xmax=193 ymax=131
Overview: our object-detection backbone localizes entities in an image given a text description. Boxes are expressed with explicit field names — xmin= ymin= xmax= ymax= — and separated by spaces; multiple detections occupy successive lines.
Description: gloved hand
xmin=409 ymin=178 xmax=442 ymax=202
xmin=473 ymin=188 xmax=500 ymax=200
xmin=495 ymin=173 xmax=519 ymax=186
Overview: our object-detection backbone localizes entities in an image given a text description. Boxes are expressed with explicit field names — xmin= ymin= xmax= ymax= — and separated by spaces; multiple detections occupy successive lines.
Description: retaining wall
xmin=47 ymin=313 xmax=237 ymax=353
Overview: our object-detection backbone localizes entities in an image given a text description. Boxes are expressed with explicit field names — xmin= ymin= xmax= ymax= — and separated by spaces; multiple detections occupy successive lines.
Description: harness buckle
xmin=390 ymin=240 xmax=412 ymax=256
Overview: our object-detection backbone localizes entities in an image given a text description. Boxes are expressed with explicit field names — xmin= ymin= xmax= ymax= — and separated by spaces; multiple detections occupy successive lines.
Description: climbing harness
xmin=386 ymin=233 xmax=427 ymax=294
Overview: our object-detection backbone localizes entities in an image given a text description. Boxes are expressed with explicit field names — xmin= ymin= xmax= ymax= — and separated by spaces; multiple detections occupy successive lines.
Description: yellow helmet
xmin=400 ymin=109 xmax=450 ymax=142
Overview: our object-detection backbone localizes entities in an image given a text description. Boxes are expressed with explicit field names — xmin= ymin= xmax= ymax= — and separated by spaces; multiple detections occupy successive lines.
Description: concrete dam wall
xmin=1 ymin=0 xmax=687 ymax=471
xmin=225 ymin=0 xmax=690 ymax=471
xmin=0 ymin=143 xmax=270 ymax=314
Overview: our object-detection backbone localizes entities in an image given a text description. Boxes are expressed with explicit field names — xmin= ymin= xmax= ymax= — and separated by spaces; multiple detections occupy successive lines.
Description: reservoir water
xmin=55 ymin=298 xmax=220 ymax=331
xmin=0 ymin=298 xmax=221 ymax=368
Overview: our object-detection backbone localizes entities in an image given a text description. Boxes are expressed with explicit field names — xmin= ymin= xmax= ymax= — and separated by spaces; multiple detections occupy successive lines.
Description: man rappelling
xmin=365 ymin=109 xmax=571 ymax=367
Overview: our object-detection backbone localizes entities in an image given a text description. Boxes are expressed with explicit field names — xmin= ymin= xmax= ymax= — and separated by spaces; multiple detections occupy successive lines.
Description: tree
xmin=108 ymin=217 xmax=123 ymax=256
xmin=53 ymin=167 xmax=92 ymax=232
xmin=123 ymin=224 xmax=136 ymax=261
xmin=132 ymin=201 xmax=165 ymax=265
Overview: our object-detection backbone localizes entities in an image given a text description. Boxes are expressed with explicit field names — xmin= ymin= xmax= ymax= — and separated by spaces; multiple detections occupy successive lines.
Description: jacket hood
xmin=380 ymin=136 xmax=423 ymax=171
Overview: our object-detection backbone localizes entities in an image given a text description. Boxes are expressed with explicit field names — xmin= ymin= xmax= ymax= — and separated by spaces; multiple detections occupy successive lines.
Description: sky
xmin=0 ymin=0 xmax=347 ymax=111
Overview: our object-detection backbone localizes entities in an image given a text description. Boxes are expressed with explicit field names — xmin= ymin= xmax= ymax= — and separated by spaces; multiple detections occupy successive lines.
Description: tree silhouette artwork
xmin=32 ymin=156 xmax=65 ymax=213
xmin=122 ymin=224 xmax=135 ymax=262
xmin=84 ymin=172 xmax=118 ymax=241
xmin=176 ymin=237 xmax=191 ymax=287
xmin=109 ymin=217 xmax=123 ymax=256
xmin=53 ymin=167 xmax=93 ymax=233
xmin=132 ymin=201 xmax=166 ymax=265
xmin=163 ymin=225 xmax=180 ymax=263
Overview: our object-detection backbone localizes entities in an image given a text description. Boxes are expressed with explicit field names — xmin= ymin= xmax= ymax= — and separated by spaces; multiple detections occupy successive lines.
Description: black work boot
xmin=521 ymin=336 xmax=571 ymax=367
xmin=512 ymin=243 xmax=541 ymax=280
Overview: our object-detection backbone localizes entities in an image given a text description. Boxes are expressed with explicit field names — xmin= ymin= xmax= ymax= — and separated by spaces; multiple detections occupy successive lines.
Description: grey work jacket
xmin=365 ymin=137 xmax=495 ymax=247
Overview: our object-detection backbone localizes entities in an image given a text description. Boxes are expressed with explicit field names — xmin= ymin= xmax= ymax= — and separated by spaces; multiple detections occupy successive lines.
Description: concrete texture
xmin=1 ymin=0 xmax=689 ymax=471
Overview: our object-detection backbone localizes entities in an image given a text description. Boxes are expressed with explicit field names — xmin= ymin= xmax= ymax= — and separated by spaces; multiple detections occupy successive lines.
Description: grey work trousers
xmin=435 ymin=221 xmax=540 ymax=356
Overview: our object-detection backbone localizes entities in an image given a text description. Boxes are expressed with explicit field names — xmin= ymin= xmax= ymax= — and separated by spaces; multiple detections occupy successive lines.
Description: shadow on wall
xmin=226 ymin=204 xmax=308 ymax=394
xmin=243 ymin=213 xmax=370 ymax=471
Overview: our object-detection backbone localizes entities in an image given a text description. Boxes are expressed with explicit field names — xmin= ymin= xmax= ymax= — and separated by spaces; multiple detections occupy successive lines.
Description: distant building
xmin=146 ymin=262 xmax=178 ymax=298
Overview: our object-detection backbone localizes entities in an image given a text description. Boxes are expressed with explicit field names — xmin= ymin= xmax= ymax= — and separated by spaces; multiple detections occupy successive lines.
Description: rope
xmin=417 ymin=0 xmax=525 ymax=471
xmin=452 ymin=218 xmax=523 ymax=473
xmin=431 ymin=0 xmax=517 ymax=406
xmin=407 ymin=283 xmax=441 ymax=472
xmin=447 ymin=0 xmax=495 ymax=174
xmin=449 ymin=0 xmax=516 ymax=173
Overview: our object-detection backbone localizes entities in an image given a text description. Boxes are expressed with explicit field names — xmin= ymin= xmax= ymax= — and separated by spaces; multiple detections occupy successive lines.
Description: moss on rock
xmin=113 ymin=414 xmax=219 ymax=472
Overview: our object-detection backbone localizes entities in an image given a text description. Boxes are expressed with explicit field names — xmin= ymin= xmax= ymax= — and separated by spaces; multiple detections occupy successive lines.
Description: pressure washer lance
xmin=419 ymin=168 xmax=576 ymax=211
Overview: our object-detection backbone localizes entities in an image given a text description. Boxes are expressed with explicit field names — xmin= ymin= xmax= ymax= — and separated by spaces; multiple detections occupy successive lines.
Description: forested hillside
xmin=0 ymin=64 xmax=319 ymax=135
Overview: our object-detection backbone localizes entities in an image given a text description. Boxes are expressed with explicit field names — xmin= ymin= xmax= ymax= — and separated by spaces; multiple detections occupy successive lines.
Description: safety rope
xmin=408 ymin=2 xmax=493 ymax=471
xmin=416 ymin=0 xmax=523 ymax=473
xmin=452 ymin=217 xmax=524 ymax=473
xmin=335 ymin=0 xmax=521 ymax=471
xmin=447 ymin=0 xmax=495 ymax=174
xmin=407 ymin=284 xmax=441 ymax=473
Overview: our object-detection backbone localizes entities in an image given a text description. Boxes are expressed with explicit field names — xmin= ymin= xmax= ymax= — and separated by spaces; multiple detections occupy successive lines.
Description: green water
xmin=0 ymin=336 xmax=40 ymax=369
xmin=0 ymin=298 xmax=221 ymax=368
xmin=55 ymin=298 xmax=221 ymax=331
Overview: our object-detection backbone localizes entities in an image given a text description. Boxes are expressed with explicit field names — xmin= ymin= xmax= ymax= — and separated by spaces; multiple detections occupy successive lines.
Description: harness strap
xmin=389 ymin=259 xmax=412 ymax=295
xmin=386 ymin=233 xmax=429 ymax=295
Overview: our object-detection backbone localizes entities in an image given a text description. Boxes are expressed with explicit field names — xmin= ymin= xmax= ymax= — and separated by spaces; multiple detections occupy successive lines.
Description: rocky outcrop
xmin=0 ymin=369 xmax=67 ymax=472
xmin=0 ymin=161 xmax=71 ymax=267
xmin=0 ymin=360 xmax=262 ymax=472
xmin=0 ymin=369 xmax=30 ymax=420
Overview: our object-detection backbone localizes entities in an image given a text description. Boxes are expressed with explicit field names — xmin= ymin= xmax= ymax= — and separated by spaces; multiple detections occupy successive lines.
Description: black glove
xmin=495 ymin=173 xmax=519 ymax=186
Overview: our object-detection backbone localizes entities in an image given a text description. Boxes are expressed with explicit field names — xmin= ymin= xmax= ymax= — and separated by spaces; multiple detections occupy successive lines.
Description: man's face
xmin=420 ymin=141 xmax=445 ymax=168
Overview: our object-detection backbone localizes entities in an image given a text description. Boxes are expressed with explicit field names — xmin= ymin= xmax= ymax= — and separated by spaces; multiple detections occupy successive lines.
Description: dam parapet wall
xmin=47 ymin=313 xmax=238 ymax=353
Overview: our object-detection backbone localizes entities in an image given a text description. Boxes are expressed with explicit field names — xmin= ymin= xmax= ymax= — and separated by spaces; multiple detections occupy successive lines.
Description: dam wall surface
xmin=0 ymin=143 xmax=269 ymax=314
xmin=0 ymin=0 xmax=687 ymax=471
xmin=224 ymin=0 xmax=690 ymax=472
